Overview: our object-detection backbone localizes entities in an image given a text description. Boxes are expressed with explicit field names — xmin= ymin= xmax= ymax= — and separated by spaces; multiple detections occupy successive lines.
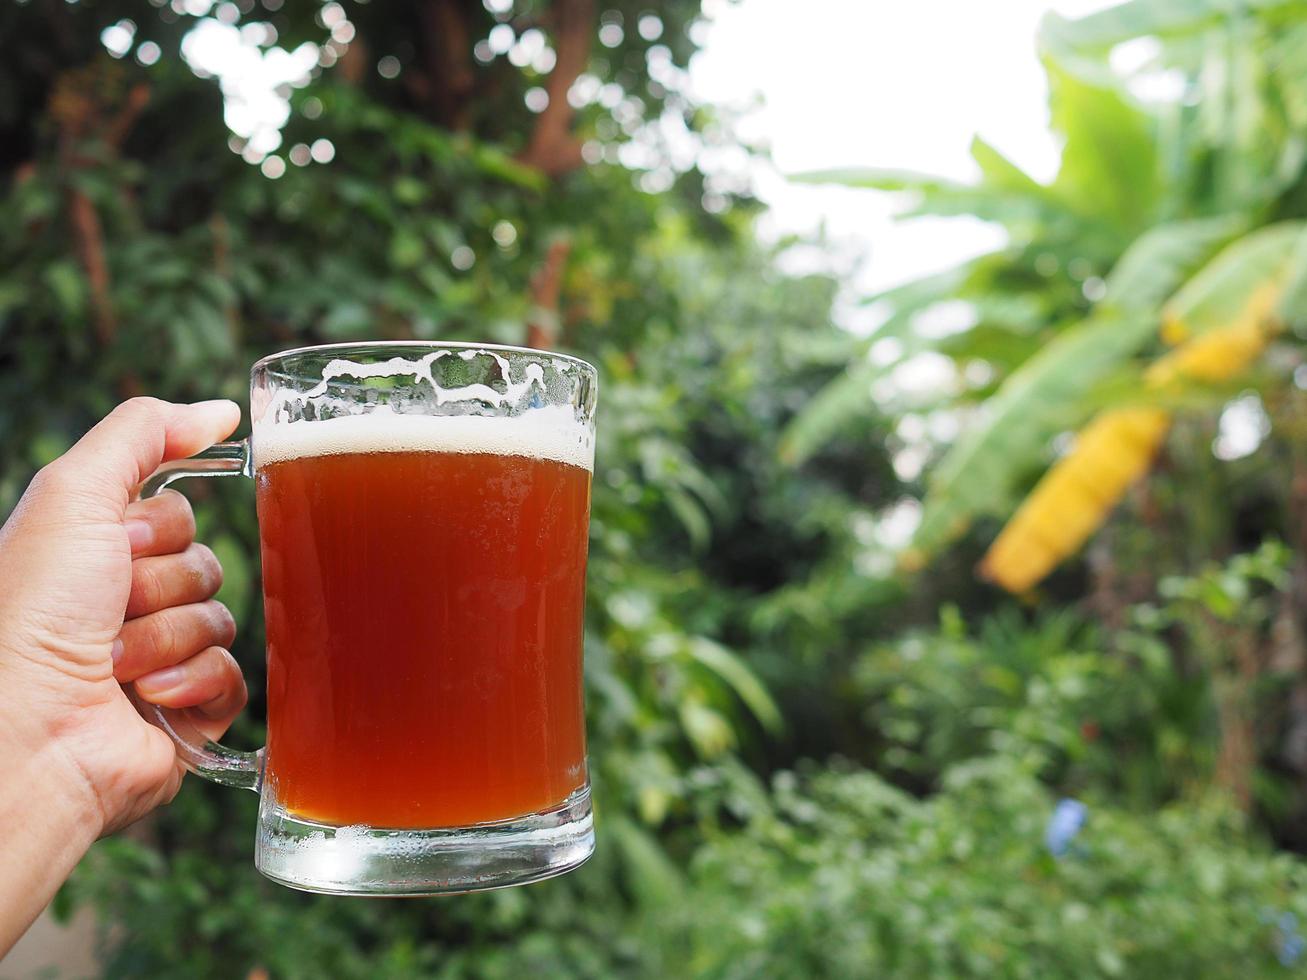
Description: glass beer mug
xmin=134 ymin=342 xmax=597 ymax=895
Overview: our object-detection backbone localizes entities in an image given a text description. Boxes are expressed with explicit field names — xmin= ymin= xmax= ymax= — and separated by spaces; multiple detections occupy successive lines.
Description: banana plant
xmin=785 ymin=0 xmax=1307 ymax=591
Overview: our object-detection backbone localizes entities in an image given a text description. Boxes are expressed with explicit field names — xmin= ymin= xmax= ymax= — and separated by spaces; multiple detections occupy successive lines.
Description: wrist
xmin=0 ymin=734 xmax=103 ymax=955
xmin=35 ymin=741 xmax=109 ymax=843
xmin=0 ymin=714 xmax=105 ymax=841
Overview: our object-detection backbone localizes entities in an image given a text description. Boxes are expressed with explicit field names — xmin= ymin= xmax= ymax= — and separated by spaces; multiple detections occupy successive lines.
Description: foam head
xmin=252 ymin=406 xmax=595 ymax=472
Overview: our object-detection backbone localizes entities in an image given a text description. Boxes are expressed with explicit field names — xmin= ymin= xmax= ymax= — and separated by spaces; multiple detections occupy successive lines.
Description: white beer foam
xmin=252 ymin=406 xmax=594 ymax=472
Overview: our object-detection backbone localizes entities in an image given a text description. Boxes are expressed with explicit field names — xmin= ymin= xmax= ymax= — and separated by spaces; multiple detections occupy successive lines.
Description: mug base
xmin=254 ymin=784 xmax=594 ymax=896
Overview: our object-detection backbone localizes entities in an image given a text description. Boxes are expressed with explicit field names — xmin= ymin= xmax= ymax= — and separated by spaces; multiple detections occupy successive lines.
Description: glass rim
xmin=251 ymin=340 xmax=597 ymax=378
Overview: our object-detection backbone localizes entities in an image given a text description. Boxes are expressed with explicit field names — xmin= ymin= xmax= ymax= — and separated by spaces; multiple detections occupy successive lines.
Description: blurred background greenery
xmin=5 ymin=0 xmax=1307 ymax=976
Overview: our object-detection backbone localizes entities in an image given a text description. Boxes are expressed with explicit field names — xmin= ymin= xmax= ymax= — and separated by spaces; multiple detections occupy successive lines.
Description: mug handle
xmin=129 ymin=439 xmax=263 ymax=792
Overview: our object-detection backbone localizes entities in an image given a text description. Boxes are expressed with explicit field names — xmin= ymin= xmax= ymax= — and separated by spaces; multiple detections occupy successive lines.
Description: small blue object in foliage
xmin=1276 ymin=912 xmax=1304 ymax=967
xmin=1045 ymin=798 xmax=1088 ymax=858
xmin=1279 ymin=934 xmax=1304 ymax=968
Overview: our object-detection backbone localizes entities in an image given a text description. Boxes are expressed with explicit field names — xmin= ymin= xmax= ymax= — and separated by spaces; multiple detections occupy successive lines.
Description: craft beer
xmin=254 ymin=412 xmax=591 ymax=829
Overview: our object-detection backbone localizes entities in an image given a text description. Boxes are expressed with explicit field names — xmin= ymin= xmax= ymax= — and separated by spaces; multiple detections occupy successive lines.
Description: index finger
xmin=42 ymin=398 xmax=241 ymax=523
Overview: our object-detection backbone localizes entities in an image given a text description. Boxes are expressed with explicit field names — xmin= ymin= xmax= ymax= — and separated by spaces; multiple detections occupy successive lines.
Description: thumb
xmin=43 ymin=398 xmax=242 ymax=522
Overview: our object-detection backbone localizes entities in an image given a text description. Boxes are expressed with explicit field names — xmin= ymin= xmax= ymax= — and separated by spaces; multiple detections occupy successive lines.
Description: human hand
xmin=0 ymin=398 xmax=248 ymax=839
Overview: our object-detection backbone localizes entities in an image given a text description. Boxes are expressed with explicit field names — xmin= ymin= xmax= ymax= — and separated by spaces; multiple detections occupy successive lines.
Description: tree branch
xmin=418 ymin=0 xmax=475 ymax=130
xmin=517 ymin=0 xmax=594 ymax=177
xmin=67 ymin=187 xmax=116 ymax=349
xmin=51 ymin=63 xmax=147 ymax=396
xmin=104 ymin=83 xmax=150 ymax=150
xmin=525 ymin=237 xmax=571 ymax=349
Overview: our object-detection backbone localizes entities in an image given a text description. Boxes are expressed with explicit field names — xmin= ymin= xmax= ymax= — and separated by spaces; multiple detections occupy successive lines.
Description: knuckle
xmin=162 ymin=768 xmax=185 ymax=804
xmin=118 ymin=396 xmax=165 ymax=421
xmin=150 ymin=610 xmax=179 ymax=657
xmin=209 ymin=601 xmax=237 ymax=645
xmin=132 ymin=562 xmax=163 ymax=611
xmin=32 ymin=459 xmax=75 ymax=495
xmin=220 ymin=650 xmax=248 ymax=711
xmin=190 ymin=543 xmax=223 ymax=590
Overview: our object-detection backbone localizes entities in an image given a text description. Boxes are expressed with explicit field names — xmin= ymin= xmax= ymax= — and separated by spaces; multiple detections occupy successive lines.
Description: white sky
xmin=690 ymin=0 xmax=1120 ymax=299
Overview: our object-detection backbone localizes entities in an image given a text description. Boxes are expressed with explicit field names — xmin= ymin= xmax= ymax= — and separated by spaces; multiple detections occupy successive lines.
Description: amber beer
xmin=254 ymin=414 xmax=591 ymax=830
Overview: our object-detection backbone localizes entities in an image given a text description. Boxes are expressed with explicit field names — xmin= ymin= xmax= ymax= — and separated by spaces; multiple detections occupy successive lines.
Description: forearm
xmin=0 ymin=740 xmax=101 ymax=956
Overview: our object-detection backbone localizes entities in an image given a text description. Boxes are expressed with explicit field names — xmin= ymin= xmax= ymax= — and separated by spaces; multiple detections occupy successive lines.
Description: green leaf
xmin=779 ymin=361 xmax=875 ymax=466
xmin=471 ymin=144 xmax=549 ymax=190
xmin=389 ymin=229 xmax=425 ymax=269
xmin=44 ymin=261 xmax=85 ymax=318
xmin=680 ymin=699 xmax=735 ymax=757
xmin=897 ymin=187 xmax=1061 ymax=227
xmin=862 ymin=263 xmax=979 ymax=313
xmin=1163 ymin=221 xmax=1307 ymax=337
xmin=970 ymin=136 xmax=1048 ymax=196
xmin=1102 ymin=214 xmax=1246 ymax=312
xmin=607 ymin=817 xmax=685 ymax=906
xmin=790 ymin=167 xmax=965 ymax=194
xmin=392 ymin=176 xmax=427 ymax=204
xmin=686 ymin=637 xmax=783 ymax=733
xmin=1047 ymin=61 xmax=1159 ymax=234
xmin=1041 ymin=0 xmax=1307 ymax=53
xmin=912 ymin=313 xmax=1157 ymax=559
xmin=664 ymin=486 xmax=710 ymax=550
xmin=1278 ymin=226 xmax=1307 ymax=329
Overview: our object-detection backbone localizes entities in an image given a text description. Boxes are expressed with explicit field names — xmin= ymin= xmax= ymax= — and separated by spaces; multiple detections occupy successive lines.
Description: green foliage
xmin=852 ymin=608 xmax=1199 ymax=800
xmin=6 ymin=0 xmax=1307 ymax=977
xmin=908 ymin=312 xmax=1156 ymax=559
xmin=670 ymin=758 xmax=1307 ymax=979
xmin=790 ymin=3 xmax=1307 ymax=583
xmin=1100 ymin=215 xmax=1244 ymax=312
xmin=1047 ymin=62 xmax=1159 ymax=236
xmin=66 ymin=755 xmax=1307 ymax=979
xmin=1163 ymin=222 xmax=1307 ymax=337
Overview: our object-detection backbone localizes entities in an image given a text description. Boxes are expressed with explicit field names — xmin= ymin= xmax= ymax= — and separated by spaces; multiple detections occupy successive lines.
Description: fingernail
xmin=110 ymin=637 xmax=124 ymax=664
xmin=136 ymin=665 xmax=185 ymax=697
xmin=124 ymin=519 xmax=153 ymax=552
xmin=191 ymin=399 xmax=238 ymax=412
